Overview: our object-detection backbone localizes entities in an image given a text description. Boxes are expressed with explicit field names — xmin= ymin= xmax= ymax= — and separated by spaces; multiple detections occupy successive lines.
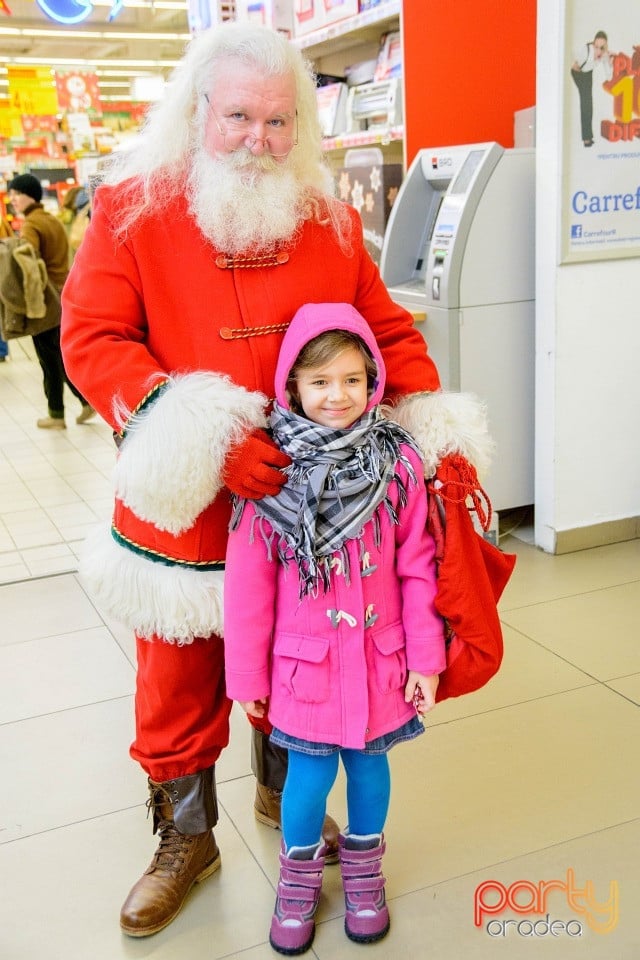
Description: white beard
xmin=186 ymin=146 xmax=307 ymax=255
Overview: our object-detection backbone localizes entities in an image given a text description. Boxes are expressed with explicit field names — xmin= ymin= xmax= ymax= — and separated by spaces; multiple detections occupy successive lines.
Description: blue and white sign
xmin=36 ymin=0 xmax=123 ymax=26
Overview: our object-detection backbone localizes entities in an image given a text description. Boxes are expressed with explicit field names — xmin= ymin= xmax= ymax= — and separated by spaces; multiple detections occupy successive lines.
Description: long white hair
xmin=102 ymin=22 xmax=341 ymax=237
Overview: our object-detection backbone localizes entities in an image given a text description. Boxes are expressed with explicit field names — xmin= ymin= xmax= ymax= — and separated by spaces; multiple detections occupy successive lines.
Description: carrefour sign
xmin=36 ymin=0 xmax=123 ymax=25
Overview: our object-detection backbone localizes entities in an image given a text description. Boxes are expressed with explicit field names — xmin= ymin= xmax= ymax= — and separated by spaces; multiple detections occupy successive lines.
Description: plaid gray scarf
xmin=230 ymin=403 xmax=420 ymax=597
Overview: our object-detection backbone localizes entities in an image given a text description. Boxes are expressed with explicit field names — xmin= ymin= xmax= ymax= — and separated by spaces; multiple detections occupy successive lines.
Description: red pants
xmin=130 ymin=634 xmax=232 ymax=782
xmin=130 ymin=633 xmax=271 ymax=782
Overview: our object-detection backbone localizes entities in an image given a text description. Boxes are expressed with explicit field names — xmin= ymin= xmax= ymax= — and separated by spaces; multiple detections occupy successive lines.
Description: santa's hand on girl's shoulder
xmin=223 ymin=429 xmax=290 ymax=499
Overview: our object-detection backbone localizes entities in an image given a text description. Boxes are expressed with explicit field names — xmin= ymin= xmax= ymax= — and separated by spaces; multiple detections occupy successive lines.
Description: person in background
xmin=61 ymin=185 xmax=92 ymax=263
xmin=224 ymin=303 xmax=446 ymax=954
xmin=59 ymin=186 xmax=82 ymax=257
xmin=59 ymin=185 xmax=83 ymax=230
xmin=61 ymin=22 xmax=491 ymax=939
xmin=0 ymin=212 xmax=14 ymax=360
xmin=7 ymin=173 xmax=95 ymax=426
xmin=570 ymin=29 xmax=613 ymax=147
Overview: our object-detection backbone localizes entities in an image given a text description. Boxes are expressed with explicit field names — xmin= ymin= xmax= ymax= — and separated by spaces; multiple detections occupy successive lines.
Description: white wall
xmin=535 ymin=0 xmax=640 ymax=552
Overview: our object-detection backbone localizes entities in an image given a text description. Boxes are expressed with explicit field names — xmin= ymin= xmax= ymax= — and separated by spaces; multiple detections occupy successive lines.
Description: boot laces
xmin=149 ymin=819 xmax=194 ymax=877
xmin=145 ymin=784 xmax=170 ymax=818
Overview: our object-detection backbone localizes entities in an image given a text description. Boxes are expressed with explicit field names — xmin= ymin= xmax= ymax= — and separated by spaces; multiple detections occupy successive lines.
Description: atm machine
xmin=380 ymin=142 xmax=535 ymax=512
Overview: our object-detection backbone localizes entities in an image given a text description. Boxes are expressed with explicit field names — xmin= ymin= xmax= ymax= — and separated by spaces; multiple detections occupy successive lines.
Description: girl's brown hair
xmin=287 ymin=330 xmax=377 ymax=415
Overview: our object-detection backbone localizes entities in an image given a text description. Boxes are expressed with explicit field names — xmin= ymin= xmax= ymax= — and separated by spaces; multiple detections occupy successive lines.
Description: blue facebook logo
xmin=571 ymin=224 xmax=583 ymax=239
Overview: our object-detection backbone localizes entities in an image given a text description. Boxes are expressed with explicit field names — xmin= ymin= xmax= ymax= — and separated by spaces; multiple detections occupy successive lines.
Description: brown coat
xmin=0 ymin=237 xmax=61 ymax=339
xmin=20 ymin=202 xmax=70 ymax=289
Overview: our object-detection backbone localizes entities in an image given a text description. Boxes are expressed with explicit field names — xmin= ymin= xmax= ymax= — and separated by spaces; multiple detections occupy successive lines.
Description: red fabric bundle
xmin=426 ymin=455 xmax=516 ymax=702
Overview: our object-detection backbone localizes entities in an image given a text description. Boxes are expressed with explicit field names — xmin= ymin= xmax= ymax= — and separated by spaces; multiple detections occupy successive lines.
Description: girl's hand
xmin=405 ymin=671 xmax=439 ymax=716
xmin=240 ymin=698 xmax=268 ymax=719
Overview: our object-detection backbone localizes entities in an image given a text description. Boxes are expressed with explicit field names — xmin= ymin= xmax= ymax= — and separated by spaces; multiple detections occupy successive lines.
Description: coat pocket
xmin=370 ymin=622 xmax=407 ymax=694
xmin=273 ymin=632 xmax=331 ymax=704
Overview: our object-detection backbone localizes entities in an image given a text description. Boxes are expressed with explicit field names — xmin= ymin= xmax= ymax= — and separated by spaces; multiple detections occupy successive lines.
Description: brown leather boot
xmin=254 ymin=783 xmax=340 ymax=864
xmin=120 ymin=770 xmax=221 ymax=937
xmin=251 ymin=729 xmax=340 ymax=862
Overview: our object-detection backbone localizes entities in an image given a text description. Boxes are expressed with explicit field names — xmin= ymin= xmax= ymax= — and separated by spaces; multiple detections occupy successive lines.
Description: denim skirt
xmin=270 ymin=715 xmax=424 ymax=757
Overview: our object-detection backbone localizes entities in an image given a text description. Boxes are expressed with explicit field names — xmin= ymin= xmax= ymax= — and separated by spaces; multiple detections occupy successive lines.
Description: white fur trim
xmin=390 ymin=391 xmax=494 ymax=478
xmin=114 ymin=372 xmax=268 ymax=535
xmin=79 ymin=523 xmax=225 ymax=643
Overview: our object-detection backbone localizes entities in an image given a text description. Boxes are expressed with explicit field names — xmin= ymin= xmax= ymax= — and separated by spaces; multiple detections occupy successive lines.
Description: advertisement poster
xmin=7 ymin=66 xmax=59 ymax=117
xmin=562 ymin=1 xmax=640 ymax=261
xmin=54 ymin=71 xmax=102 ymax=114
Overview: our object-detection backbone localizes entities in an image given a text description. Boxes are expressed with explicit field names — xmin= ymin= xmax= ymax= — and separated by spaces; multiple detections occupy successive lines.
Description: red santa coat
xmin=62 ymin=183 xmax=481 ymax=644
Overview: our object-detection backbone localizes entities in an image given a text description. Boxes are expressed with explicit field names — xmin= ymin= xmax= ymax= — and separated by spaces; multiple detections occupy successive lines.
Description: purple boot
xmin=269 ymin=842 xmax=327 ymax=955
xmin=338 ymin=833 xmax=390 ymax=943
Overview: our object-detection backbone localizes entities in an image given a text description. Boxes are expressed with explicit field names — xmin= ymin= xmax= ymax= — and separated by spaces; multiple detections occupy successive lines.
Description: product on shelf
xmin=336 ymin=147 xmax=402 ymax=265
xmin=345 ymin=77 xmax=402 ymax=133
xmin=316 ymin=82 xmax=349 ymax=137
xmin=235 ymin=0 xmax=294 ymax=37
xmin=374 ymin=29 xmax=402 ymax=81
xmin=293 ymin=0 xmax=359 ymax=38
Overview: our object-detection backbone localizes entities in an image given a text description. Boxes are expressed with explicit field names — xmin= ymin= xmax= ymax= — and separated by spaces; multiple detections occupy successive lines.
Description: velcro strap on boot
xmin=280 ymin=863 xmax=323 ymax=888
xmin=343 ymin=873 xmax=386 ymax=893
xmin=340 ymin=856 xmax=385 ymax=878
xmin=277 ymin=880 xmax=320 ymax=904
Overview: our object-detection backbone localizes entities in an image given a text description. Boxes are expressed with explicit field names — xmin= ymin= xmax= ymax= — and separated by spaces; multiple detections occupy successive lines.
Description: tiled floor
xmin=1 ymin=342 xmax=639 ymax=959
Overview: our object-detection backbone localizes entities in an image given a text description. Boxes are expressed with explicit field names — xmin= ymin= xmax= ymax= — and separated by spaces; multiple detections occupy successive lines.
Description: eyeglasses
xmin=204 ymin=94 xmax=298 ymax=159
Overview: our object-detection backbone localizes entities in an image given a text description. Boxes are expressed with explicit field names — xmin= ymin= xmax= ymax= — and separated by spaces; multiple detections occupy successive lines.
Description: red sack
xmin=426 ymin=455 xmax=516 ymax=702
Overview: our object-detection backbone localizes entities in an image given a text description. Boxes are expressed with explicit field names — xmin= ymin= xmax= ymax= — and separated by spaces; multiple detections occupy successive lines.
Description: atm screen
xmin=449 ymin=149 xmax=485 ymax=195
xmin=412 ymin=192 xmax=445 ymax=280
xmin=427 ymin=194 xmax=445 ymax=243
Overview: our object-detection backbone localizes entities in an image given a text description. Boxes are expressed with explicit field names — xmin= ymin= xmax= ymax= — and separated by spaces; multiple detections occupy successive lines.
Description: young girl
xmin=224 ymin=302 xmax=445 ymax=955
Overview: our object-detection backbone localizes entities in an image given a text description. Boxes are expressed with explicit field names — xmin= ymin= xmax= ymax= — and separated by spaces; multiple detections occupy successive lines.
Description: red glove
xmin=222 ymin=428 xmax=291 ymax=499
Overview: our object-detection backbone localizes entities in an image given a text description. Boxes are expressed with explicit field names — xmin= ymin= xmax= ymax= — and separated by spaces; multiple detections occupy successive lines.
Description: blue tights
xmin=281 ymin=749 xmax=391 ymax=850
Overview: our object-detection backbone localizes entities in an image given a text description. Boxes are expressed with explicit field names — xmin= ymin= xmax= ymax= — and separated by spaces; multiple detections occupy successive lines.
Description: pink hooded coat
xmin=223 ymin=303 xmax=446 ymax=750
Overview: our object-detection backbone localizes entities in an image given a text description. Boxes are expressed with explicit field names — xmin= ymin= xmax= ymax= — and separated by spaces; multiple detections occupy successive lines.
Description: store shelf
xmin=322 ymin=124 xmax=403 ymax=152
xmin=293 ymin=0 xmax=400 ymax=58
xmin=300 ymin=1 xmax=405 ymax=168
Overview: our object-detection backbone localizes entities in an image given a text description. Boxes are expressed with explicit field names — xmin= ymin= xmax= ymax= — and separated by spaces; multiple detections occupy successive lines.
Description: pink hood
xmin=274 ymin=302 xmax=386 ymax=412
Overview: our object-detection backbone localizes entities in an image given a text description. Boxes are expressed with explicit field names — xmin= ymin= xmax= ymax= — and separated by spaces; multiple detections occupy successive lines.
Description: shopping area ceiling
xmin=1 ymin=0 xmax=190 ymax=80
